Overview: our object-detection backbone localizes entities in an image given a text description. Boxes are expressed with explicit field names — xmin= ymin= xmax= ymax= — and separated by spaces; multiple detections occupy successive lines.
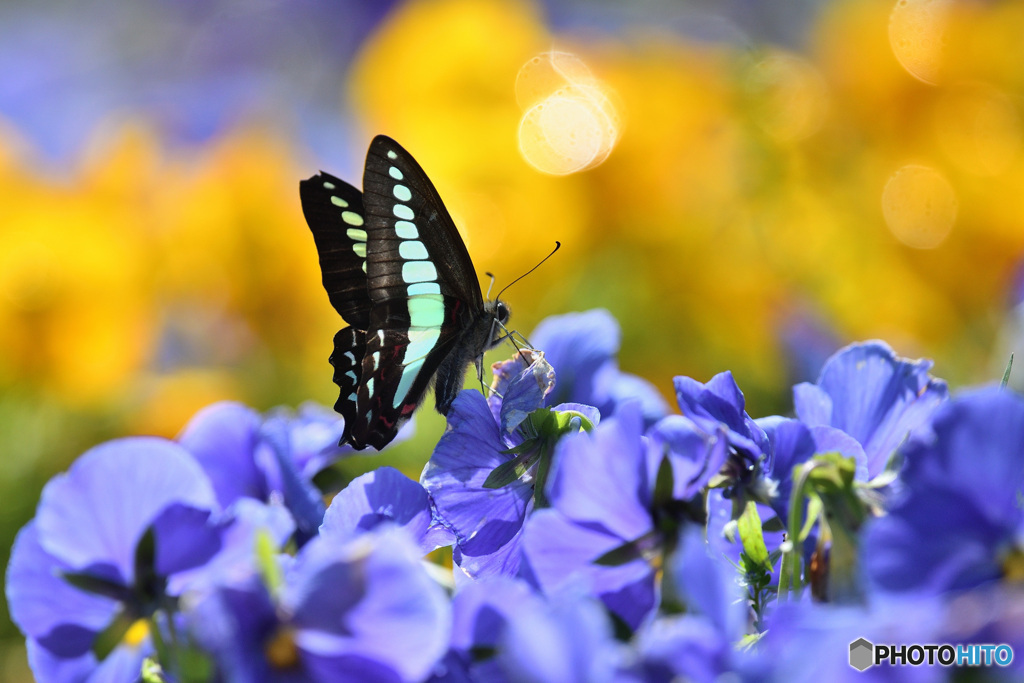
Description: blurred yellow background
xmin=3 ymin=0 xmax=1024 ymax=676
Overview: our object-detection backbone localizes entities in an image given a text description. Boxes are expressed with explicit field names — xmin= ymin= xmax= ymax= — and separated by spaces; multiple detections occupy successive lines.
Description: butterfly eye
xmin=496 ymin=301 xmax=510 ymax=324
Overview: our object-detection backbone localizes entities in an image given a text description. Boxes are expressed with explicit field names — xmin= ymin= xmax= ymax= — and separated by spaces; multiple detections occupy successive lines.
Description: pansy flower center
xmin=1001 ymin=545 xmax=1024 ymax=583
xmin=265 ymin=625 xmax=300 ymax=670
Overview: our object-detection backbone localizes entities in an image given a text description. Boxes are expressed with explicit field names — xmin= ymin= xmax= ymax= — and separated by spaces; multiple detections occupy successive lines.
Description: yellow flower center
xmin=1002 ymin=546 xmax=1024 ymax=583
xmin=265 ymin=626 xmax=300 ymax=670
xmin=124 ymin=619 xmax=150 ymax=648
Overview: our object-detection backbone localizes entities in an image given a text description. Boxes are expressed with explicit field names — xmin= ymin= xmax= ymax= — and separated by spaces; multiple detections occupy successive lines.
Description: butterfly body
xmin=301 ymin=136 xmax=510 ymax=450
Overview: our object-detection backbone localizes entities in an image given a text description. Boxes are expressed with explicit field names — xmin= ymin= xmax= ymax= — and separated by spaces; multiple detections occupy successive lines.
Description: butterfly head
xmin=484 ymin=298 xmax=512 ymax=349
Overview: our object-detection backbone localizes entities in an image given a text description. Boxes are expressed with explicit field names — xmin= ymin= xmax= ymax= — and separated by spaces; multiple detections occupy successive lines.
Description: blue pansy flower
xmin=320 ymin=466 xmax=454 ymax=555
xmin=864 ymin=387 xmax=1024 ymax=597
xmin=429 ymin=576 xmax=542 ymax=683
xmin=530 ymin=309 xmax=668 ymax=423
xmin=6 ymin=437 xmax=221 ymax=681
xmin=753 ymin=597 xmax=949 ymax=683
xmin=496 ymin=586 xmax=624 ymax=683
xmin=629 ymin=527 xmax=750 ymax=683
xmin=521 ymin=401 xmax=721 ymax=630
xmin=422 ymin=351 xmax=593 ymax=579
xmin=190 ymin=525 xmax=450 ymax=683
xmin=705 ymin=416 xmax=864 ymax=580
xmin=177 ymin=401 xmax=388 ymax=543
xmin=793 ymin=340 xmax=948 ymax=478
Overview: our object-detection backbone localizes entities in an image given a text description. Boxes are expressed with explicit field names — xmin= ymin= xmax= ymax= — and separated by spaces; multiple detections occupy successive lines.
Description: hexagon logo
xmin=849 ymin=638 xmax=874 ymax=671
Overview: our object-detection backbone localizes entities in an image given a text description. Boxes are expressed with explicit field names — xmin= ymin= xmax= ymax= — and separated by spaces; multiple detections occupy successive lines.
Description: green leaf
xmin=1003 ymin=353 xmax=1014 ymax=388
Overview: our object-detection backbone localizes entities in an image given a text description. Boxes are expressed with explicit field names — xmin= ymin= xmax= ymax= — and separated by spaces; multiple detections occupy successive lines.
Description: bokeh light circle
xmin=516 ymin=51 xmax=619 ymax=175
xmin=888 ymin=0 xmax=953 ymax=84
xmin=881 ymin=164 xmax=958 ymax=249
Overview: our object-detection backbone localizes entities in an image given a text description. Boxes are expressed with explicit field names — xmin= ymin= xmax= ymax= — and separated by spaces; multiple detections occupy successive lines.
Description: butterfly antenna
xmin=485 ymin=272 xmax=497 ymax=300
xmin=492 ymin=241 xmax=561 ymax=302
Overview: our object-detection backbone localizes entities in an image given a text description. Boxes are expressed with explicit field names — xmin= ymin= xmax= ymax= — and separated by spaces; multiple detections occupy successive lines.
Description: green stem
xmin=777 ymin=461 xmax=817 ymax=601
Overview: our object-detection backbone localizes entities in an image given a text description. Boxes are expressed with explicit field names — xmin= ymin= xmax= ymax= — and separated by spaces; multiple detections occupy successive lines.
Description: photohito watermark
xmin=849 ymin=638 xmax=1014 ymax=671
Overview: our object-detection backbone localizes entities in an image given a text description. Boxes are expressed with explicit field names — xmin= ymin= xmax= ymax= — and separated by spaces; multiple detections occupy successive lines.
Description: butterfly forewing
xmin=361 ymin=136 xmax=483 ymax=307
xmin=299 ymin=172 xmax=372 ymax=330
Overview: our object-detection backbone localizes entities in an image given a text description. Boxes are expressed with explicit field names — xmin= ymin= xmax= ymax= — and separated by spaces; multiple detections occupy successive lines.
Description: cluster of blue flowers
xmin=7 ymin=309 xmax=1024 ymax=682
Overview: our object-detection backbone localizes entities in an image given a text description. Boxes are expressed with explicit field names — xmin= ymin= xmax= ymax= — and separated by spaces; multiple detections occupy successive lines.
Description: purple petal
xmin=449 ymin=577 xmax=541 ymax=653
xmin=546 ymin=402 xmax=652 ymax=541
xmin=28 ymin=636 xmax=148 ymax=683
xmin=289 ymin=527 xmax=451 ymax=682
xmin=794 ymin=340 xmax=948 ymax=476
xmin=151 ymin=503 xmax=221 ymax=577
xmin=321 ymin=467 xmax=440 ymax=555
xmin=498 ymin=351 xmax=555 ymax=435
xmin=529 ymin=309 xmax=621 ymax=409
xmin=266 ymin=401 xmax=351 ymax=478
xmin=646 ymin=415 xmax=728 ymax=500
xmin=422 ymin=391 xmax=533 ymax=577
xmin=35 ymin=437 xmax=218 ymax=581
xmin=259 ymin=420 xmax=327 ymax=541
xmin=6 ymin=523 xmax=116 ymax=655
xmin=668 ymin=527 xmax=745 ymax=639
xmin=173 ymin=499 xmax=295 ymax=594
xmin=177 ymin=401 xmax=267 ymax=507
xmin=498 ymin=589 xmax=621 ymax=683
xmin=598 ymin=367 xmax=669 ymax=423
xmin=521 ymin=509 xmax=655 ymax=630
xmin=674 ymin=372 xmax=767 ymax=458
xmin=864 ymin=485 xmax=1005 ymax=595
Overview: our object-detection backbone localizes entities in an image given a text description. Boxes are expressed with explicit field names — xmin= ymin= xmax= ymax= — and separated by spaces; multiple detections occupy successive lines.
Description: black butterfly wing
xmin=344 ymin=136 xmax=487 ymax=449
xmin=299 ymin=172 xmax=371 ymax=330
xmin=330 ymin=326 xmax=366 ymax=442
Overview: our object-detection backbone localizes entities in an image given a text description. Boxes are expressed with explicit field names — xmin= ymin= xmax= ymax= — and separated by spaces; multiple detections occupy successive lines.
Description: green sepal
xmin=652 ymin=454 xmax=675 ymax=510
xmin=738 ymin=631 xmax=766 ymax=650
xmin=1003 ymin=353 xmax=1014 ymax=388
xmin=594 ymin=530 xmax=661 ymax=567
xmin=469 ymin=645 xmax=498 ymax=662
xmin=483 ymin=449 xmax=537 ymax=489
xmin=61 ymin=571 xmax=132 ymax=603
xmin=141 ymin=657 xmax=167 ymax=683
xmin=551 ymin=409 xmax=594 ymax=434
xmin=737 ymin=501 xmax=771 ymax=572
xmin=255 ymin=530 xmax=284 ymax=597
xmin=761 ymin=516 xmax=785 ymax=533
xmin=176 ymin=643 xmax=216 ymax=683
xmin=92 ymin=609 xmax=137 ymax=661
xmin=799 ymin=496 xmax=822 ymax=542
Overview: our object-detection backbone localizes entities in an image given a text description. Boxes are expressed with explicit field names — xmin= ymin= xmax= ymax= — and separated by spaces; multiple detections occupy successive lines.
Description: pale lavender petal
xmin=546 ymin=402 xmax=652 ymax=541
xmin=321 ymin=467 xmax=439 ymax=555
xmin=177 ymin=401 xmax=266 ymax=507
xmin=35 ymin=437 xmax=218 ymax=581
xmin=422 ymin=391 xmax=532 ymax=576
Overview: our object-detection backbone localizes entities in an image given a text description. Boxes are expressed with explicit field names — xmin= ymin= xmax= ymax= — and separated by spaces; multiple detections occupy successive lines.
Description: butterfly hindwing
xmin=299 ymin=172 xmax=371 ymax=330
xmin=329 ymin=326 xmax=366 ymax=445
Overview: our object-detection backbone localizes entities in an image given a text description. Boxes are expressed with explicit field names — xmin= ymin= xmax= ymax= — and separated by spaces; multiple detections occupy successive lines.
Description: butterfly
xmin=300 ymin=135 xmax=511 ymax=450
